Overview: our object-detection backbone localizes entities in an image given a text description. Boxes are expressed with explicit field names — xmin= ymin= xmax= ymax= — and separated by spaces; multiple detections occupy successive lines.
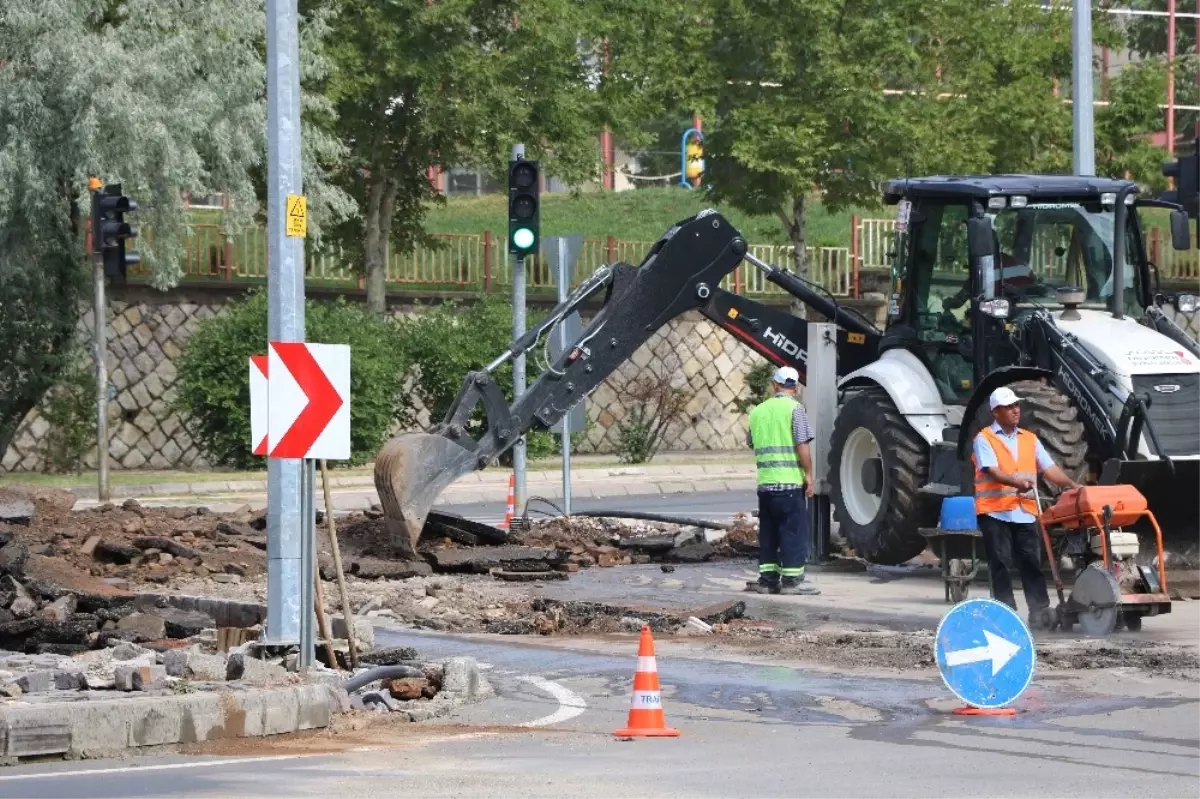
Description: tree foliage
xmin=0 ymin=0 xmax=353 ymax=461
xmin=659 ymin=0 xmax=1170 ymax=316
xmin=318 ymin=0 xmax=692 ymax=313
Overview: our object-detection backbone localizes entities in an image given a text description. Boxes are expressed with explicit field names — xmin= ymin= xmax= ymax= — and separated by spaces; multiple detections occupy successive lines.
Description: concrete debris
xmin=515 ymin=514 xmax=761 ymax=567
xmin=342 ymin=656 xmax=485 ymax=723
xmin=0 ymin=490 xmax=35 ymax=526
xmin=226 ymin=652 xmax=289 ymax=684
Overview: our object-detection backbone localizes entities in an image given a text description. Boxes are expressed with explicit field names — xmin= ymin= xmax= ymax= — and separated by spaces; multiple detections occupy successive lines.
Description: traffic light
xmin=1161 ymin=137 xmax=1199 ymax=219
xmin=91 ymin=183 xmax=140 ymax=283
xmin=507 ymin=158 xmax=539 ymax=258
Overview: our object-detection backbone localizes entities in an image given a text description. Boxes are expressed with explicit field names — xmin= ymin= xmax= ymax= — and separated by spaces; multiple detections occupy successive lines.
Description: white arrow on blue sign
xmin=934 ymin=598 xmax=1035 ymax=710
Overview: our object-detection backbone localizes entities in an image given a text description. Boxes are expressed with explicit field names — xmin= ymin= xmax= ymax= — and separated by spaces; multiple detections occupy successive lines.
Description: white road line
xmin=0 ymin=734 xmax=504 ymax=784
xmin=0 ymin=754 xmax=315 ymax=782
xmin=515 ymin=675 xmax=588 ymax=728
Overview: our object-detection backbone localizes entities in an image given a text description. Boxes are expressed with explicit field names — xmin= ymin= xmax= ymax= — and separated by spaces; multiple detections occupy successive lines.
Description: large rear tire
xmin=966 ymin=379 xmax=1088 ymax=485
xmin=829 ymin=386 xmax=931 ymax=565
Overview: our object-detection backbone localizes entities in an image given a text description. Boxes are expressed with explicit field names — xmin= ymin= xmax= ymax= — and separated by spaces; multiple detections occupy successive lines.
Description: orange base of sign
xmin=952 ymin=705 xmax=1017 ymax=716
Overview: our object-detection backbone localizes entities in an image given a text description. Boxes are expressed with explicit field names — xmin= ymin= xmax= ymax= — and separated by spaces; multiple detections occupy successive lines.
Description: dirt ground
xmin=2 ymin=484 xmax=1197 ymax=680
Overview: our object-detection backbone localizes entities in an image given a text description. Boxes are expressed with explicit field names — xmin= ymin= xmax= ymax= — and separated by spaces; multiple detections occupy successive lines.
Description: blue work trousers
xmin=757 ymin=488 xmax=808 ymax=582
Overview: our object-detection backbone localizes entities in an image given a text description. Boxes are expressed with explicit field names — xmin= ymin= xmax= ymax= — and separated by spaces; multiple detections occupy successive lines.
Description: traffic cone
xmin=500 ymin=472 xmax=515 ymax=530
xmin=613 ymin=625 xmax=680 ymax=738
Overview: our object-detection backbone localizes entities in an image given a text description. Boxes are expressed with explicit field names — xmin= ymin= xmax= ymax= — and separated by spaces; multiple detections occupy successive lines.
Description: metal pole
xmin=264 ymin=0 xmax=306 ymax=649
xmin=556 ymin=237 xmax=572 ymax=516
xmin=299 ymin=459 xmax=314 ymax=668
xmin=1073 ymin=0 xmax=1096 ymax=176
xmin=805 ymin=322 xmax=838 ymax=563
xmin=511 ymin=143 xmax=527 ymax=521
xmin=1168 ymin=0 xmax=1177 ymax=157
xmin=93 ymin=257 xmax=109 ymax=503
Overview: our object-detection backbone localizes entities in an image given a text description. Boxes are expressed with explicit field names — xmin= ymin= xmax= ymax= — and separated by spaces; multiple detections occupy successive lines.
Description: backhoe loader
xmin=375 ymin=175 xmax=1197 ymax=566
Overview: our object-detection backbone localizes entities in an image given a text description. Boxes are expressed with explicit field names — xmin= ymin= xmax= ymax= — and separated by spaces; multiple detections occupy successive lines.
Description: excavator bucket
xmin=374 ymin=431 xmax=480 ymax=559
xmin=1100 ymin=457 xmax=1200 ymax=565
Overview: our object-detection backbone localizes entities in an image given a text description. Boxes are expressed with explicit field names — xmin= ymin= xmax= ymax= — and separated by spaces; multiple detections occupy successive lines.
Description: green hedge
xmin=173 ymin=292 xmax=587 ymax=470
xmin=173 ymin=291 xmax=410 ymax=469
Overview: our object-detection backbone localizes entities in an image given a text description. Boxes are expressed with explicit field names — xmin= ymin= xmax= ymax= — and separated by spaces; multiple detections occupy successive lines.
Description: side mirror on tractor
xmin=1169 ymin=209 xmax=1191 ymax=251
xmin=966 ymin=216 xmax=997 ymax=297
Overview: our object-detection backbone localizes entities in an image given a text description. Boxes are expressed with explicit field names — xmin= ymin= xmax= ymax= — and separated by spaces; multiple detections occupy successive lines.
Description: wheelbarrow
xmin=919 ymin=495 xmax=984 ymax=604
xmin=919 ymin=526 xmax=984 ymax=603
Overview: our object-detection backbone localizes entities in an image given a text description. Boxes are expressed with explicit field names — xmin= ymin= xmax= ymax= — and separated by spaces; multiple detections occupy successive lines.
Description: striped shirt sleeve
xmin=792 ymin=405 xmax=813 ymax=444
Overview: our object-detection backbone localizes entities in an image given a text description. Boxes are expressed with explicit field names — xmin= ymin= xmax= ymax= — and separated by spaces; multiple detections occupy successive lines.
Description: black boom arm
xmin=427 ymin=210 xmax=883 ymax=470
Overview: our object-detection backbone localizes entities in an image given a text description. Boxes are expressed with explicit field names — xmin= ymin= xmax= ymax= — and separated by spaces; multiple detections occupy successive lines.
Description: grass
xmin=424 ymin=186 xmax=884 ymax=248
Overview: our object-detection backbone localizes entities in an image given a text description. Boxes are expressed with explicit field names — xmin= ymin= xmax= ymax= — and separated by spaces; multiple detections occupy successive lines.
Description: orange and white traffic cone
xmin=613 ymin=625 xmax=680 ymax=738
xmin=500 ymin=472 xmax=515 ymax=530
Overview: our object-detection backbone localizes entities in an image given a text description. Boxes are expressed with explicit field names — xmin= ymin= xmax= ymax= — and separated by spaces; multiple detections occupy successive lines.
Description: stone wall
xmin=1 ymin=287 xmax=779 ymax=473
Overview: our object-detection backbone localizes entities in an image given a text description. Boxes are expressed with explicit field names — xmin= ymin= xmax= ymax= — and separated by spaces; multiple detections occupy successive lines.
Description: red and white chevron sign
xmin=249 ymin=342 xmax=350 ymax=460
xmin=249 ymin=354 xmax=269 ymax=456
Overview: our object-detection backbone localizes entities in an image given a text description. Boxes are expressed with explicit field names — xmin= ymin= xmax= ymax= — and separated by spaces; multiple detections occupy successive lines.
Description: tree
xmin=318 ymin=0 xmax=691 ymax=314
xmin=1119 ymin=0 xmax=1199 ymax=148
xmin=0 ymin=0 xmax=353 ymax=460
xmin=682 ymin=0 xmax=1168 ymax=316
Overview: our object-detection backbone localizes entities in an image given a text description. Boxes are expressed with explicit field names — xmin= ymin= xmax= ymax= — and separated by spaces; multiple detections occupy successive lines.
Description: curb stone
xmin=0 ymin=682 xmax=347 ymax=761
xmin=0 ymin=652 xmax=492 ymax=763
xmin=0 ymin=590 xmax=494 ymax=763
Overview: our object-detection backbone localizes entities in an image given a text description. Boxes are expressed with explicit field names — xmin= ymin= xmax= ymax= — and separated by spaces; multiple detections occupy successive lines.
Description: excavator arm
xmin=374 ymin=210 xmax=881 ymax=556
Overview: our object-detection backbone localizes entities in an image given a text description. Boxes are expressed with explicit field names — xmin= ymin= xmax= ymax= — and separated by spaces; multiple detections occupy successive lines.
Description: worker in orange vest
xmin=972 ymin=386 xmax=1080 ymax=629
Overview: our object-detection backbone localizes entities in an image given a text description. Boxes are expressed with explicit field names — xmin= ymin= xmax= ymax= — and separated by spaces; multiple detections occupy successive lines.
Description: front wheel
xmin=829 ymin=387 xmax=931 ymax=565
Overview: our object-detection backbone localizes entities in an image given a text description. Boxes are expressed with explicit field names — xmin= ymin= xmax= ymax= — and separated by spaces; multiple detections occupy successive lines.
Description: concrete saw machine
xmin=1036 ymin=484 xmax=1172 ymax=635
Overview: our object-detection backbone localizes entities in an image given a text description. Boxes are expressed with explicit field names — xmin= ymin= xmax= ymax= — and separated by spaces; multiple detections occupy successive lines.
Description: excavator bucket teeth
xmin=374 ymin=432 xmax=480 ymax=559
xmin=1099 ymin=457 xmax=1200 ymax=563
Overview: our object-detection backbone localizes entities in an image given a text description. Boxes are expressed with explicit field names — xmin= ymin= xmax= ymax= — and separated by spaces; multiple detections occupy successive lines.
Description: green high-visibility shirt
xmin=748 ymin=394 xmax=808 ymax=486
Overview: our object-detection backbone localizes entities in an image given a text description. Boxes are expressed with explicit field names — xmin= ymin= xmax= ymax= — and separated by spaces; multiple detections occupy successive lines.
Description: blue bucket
xmin=939 ymin=496 xmax=977 ymax=531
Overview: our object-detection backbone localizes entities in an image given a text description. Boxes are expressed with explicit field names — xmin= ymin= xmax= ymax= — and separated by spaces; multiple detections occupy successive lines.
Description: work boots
xmin=754 ymin=578 xmax=780 ymax=595
xmin=1027 ymin=606 xmax=1054 ymax=631
xmin=780 ymin=577 xmax=821 ymax=595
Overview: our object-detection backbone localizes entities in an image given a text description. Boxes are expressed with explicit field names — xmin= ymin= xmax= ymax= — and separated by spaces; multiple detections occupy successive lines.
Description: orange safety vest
xmin=972 ymin=426 xmax=1039 ymax=516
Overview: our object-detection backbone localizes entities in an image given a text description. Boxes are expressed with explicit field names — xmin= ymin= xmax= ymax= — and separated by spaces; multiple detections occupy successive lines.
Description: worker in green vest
xmin=746 ymin=366 xmax=820 ymax=596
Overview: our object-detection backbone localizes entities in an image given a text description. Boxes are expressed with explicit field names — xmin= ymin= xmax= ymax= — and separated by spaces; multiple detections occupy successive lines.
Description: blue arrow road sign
xmin=934 ymin=598 xmax=1035 ymax=709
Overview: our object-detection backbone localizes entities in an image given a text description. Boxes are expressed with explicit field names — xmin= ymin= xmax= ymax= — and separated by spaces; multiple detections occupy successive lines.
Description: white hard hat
xmin=772 ymin=366 xmax=800 ymax=387
xmin=989 ymin=386 xmax=1022 ymax=409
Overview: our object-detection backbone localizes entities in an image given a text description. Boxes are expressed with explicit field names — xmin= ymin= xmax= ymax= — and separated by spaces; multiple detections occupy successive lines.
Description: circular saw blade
xmin=1071 ymin=565 xmax=1122 ymax=637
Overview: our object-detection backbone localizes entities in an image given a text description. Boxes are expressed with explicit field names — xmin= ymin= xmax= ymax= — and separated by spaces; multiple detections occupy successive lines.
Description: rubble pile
xmin=515 ymin=512 xmax=760 ymax=566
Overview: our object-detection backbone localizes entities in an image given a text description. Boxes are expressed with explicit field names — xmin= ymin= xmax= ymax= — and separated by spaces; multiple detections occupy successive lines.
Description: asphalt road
xmin=433 ymin=488 xmax=759 ymax=527
xmin=1 ymin=626 xmax=1195 ymax=798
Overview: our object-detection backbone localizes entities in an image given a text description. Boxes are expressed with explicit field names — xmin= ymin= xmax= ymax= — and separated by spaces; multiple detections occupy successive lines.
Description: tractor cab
xmin=880 ymin=175 xmax=1192 ymax=405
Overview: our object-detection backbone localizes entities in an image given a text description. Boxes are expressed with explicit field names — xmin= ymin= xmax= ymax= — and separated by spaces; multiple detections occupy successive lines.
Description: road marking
xmin=515 ymin=675 xmax=587 ymax=727
xmin=0 ymin=754 xmax=315 ymax=782
xmin=0 ymin=735 xmax=506 ymax=783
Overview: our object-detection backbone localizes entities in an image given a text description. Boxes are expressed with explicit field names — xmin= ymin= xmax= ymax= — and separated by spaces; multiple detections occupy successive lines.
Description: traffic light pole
xmin=511 ymin=143 xmax=528 ymax=521
xmin=264 ymin=0 xmax=312 ymax=666
xmin=92 ymin=246 xmax=110 ymax=504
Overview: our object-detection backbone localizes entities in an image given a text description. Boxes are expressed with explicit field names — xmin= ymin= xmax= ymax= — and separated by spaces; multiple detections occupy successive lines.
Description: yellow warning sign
xmin=848 ymin=332 xmax=865 ymax=344
xmin=286 ymin=194 xmax=307 ymax=238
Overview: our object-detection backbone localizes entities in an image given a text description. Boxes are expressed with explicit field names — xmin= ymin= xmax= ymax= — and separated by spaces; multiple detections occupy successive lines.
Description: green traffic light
xmin=512 ymin=227 xmax=536 ymax=250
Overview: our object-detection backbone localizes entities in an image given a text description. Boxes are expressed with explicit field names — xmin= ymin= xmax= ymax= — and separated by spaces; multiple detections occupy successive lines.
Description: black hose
xmin=569 ymin=509 xmax=734 ymax=530
xmin=342 ymin=664 xmax=425 ymax=694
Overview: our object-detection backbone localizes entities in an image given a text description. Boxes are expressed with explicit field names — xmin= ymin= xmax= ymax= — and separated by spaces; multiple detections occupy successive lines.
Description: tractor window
xmin=911 ymin=203 xmax=972 ymax=328
xmin=907 ymin=202 xmax=975 ymax=404
xmin=990 ymin=203 xmax=1145 ymax=316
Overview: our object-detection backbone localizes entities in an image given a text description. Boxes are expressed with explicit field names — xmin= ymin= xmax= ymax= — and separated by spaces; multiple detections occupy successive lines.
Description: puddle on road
xmin=376 ymin=628 xmax=1193 ymax=737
